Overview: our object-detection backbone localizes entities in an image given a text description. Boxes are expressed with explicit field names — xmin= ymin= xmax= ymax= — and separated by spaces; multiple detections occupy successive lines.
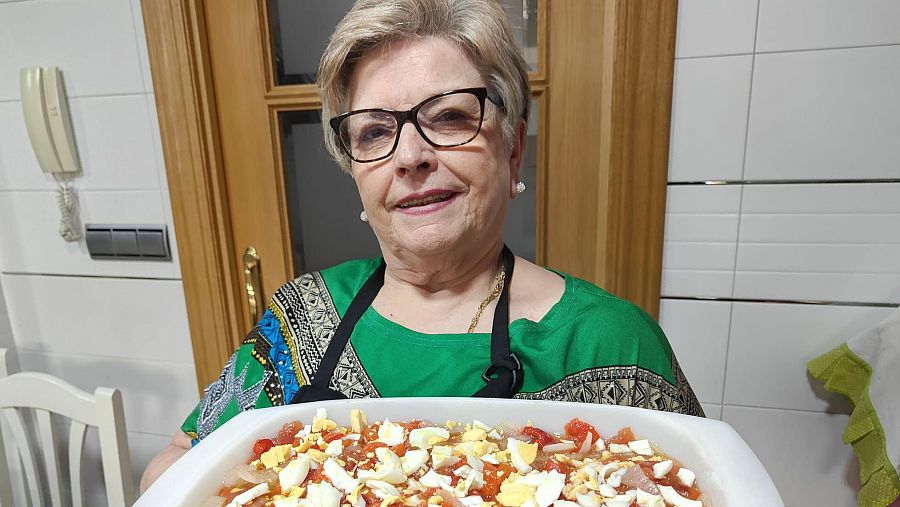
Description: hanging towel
xmin=808 ymin=307 xmax=900 ymax=507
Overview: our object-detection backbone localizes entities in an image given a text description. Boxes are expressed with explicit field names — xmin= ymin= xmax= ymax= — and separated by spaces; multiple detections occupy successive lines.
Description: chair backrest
xmin=0 ymin=348 xmax=135 ymax=506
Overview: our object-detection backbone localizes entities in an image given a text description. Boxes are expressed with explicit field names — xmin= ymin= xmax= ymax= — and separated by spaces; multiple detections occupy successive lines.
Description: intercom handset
xmin=20 ymin=67 xmax=81 ymax=174
xmin=20 ymin=67 xmax=82 ymax=241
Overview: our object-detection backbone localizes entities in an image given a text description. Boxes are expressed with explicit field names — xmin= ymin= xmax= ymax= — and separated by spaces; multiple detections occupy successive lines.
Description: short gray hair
xmin=318 ymin=0 xmax=530 ymax=171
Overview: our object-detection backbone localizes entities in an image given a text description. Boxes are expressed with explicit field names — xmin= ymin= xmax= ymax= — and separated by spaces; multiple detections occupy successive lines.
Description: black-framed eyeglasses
xmin=329 ymin=87 xmax=504 ymax=163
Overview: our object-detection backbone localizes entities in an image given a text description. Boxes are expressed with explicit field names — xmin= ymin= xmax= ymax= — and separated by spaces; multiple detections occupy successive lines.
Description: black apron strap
xmin=290 ymin=245 xmax=523 ymax=404
xmin=473 ymin=245 xmax=523 ymax=398
xmin=289 ymin=261 xmax=386 ymax=404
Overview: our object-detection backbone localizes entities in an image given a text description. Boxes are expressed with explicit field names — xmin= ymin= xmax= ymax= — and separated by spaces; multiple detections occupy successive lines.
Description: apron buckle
xmin=481 ymin=352 xmax=523 ymax=391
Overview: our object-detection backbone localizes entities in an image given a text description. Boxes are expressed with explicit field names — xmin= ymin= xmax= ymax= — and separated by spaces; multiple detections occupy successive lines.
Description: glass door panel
xmin=268 ymin=0 xmax=539 ymax=86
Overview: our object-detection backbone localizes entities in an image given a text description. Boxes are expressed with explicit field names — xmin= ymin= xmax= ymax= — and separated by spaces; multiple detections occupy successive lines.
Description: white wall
xmin=0 ymin=0 xmax=198 ymax=502
xmin=660 ymin=1 xmax=900 ymax=506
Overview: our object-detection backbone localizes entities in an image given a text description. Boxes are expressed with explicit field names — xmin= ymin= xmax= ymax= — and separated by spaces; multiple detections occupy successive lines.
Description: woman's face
xmin=347 ymin=37 xmax=524 ymax=260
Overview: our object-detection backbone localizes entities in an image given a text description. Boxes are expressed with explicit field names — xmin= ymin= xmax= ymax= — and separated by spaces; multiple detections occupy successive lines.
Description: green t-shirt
xmin=183 ymin=258 xmax=701 ymax=443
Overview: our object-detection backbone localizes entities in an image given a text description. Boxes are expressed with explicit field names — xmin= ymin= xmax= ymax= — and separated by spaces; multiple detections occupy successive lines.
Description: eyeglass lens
xmin=339 ymin=91 xmax=484 ymax=162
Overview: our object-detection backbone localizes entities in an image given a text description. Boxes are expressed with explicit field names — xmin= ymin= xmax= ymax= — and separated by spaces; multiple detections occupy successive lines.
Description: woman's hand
xmin=139 ymin=430 xmax=193 ymax=493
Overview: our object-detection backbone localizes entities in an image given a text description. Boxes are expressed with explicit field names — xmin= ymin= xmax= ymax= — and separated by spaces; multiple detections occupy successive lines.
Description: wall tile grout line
xmin=718 ymin=0 xmax=762 ymax=410
xmin=16 ymin=346 xmax=197 ymax=368
xmin=668 ymin=178 xmax=900 ymax=186
xmin=0 ymin=187 xmax=164 ymax=193
xmin=721 ymin=402 xmax=853 ymax=417
xmin=0 ymin=91 xmax=150 ymax=104
xmin=661 ymin=295 xmax=899 ymax=309
xmin=1 ymin=271 xmax=182 ymax=282
xmin=675 ymin=41 xmax=900 ymax=62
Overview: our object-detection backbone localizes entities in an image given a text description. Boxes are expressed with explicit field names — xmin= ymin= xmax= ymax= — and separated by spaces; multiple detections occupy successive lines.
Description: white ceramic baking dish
xmin=137 ymin=398 xmax=784 ymax=506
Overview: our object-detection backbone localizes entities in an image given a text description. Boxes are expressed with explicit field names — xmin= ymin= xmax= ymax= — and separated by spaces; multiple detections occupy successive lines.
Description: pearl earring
xmin=515 ymin=181 xmax=526 ymax=194
xmin=359 ymin=211 xmax=368 ymax=222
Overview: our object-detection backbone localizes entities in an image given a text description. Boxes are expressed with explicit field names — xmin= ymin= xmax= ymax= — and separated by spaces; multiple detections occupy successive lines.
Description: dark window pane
xmin=268 ymin=0 xmax=538 ymax=86
xmin=279 ymin=110 xmax=381 ymax=273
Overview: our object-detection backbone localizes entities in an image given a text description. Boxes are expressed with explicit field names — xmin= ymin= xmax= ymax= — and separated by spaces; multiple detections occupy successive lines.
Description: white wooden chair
xmin=0 ymin=348 xmax=136 ymax=506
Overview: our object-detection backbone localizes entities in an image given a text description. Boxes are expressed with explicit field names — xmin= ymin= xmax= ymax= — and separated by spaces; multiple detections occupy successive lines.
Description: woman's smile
xmin=393 ymin=189 xmax=461 ymax=215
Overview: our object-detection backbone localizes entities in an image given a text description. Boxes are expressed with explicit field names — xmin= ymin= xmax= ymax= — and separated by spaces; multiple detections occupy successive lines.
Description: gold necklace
xmin=467 ymin=267 xmax=506 ymax=333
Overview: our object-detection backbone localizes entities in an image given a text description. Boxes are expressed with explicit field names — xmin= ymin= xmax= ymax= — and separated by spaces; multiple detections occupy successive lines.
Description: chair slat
xmin=0 ymin=350 xmax=135 ymax=507
xmin=0 ymin=419 xmax=15 ymax=506
xmin=68 ymin=420 xmax=87 ymax=507
xmin=3 ymin=408 xmax=44 ymax=506
xmin=36 ymin=409 xmax=64 ymax=507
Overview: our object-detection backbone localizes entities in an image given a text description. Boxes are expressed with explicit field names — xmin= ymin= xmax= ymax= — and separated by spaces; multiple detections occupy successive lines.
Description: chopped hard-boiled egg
xmin=303 ymin=482 xmax=342 ymax=507
xmin=676 ymin=467 xmax=696 ymax=487
xmin=461 ymin=428 xmax=488 ymax=442
xmin=635 ymin=488 xmax=664 ymax=507
xmin=608 ymin=444 xmax=632 ymax=454
xmin=324 ymin=438 xmax=343 ymax=457
xmin=419 ymin=469 xmax=453 ymax=491
xmin=627 ymin=440 xmax=654 ymax=456
xmin=274 ymin=497 xmax=299 ymax=507
xmin=260 ymin=444 xmax=293 ymax=469
xmin=323 ymin=458 xmax=360 ymax=494
xmin=401 ymin=449 xmax=429 ymax=474
xmin=652 ymin=460 xmax=673 ymax=479
xmin=431 ymin=445 xmax=460 ymax=469
xmin=279 ymin=454 xmax=311 ymax=491
xmin=409 ymin=427 xmax=450 ymax=450
xmin=226 ymin=482 xmax=269 ymax=507
xmin=659 ymin=485 xmax=703 ymax=507
xmin=496 ymin=480 xmax=535 ymax=506
xmin=350 ymin=409 xmax=367 ymax=433
xmin=377 ymin=420 xmax=407 ymax=446
xmin=507 ymin=438 xmax=538 ymax=474
xmin=357 ymin=447 xmax=407 ymax=484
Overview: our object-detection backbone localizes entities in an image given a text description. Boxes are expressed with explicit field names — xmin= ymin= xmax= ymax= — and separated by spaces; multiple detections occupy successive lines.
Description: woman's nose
xmin=392 ymin=122 xmax=437 ymax=174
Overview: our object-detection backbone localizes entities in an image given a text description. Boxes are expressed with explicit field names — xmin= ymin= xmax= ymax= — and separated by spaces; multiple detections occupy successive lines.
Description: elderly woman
xmin=142 ymin=0 xmax=701 ymax=490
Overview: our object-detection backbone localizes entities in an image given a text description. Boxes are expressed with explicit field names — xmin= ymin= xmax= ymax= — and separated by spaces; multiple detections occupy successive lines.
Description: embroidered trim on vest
xmin=273 ymin=271 xmax=381 ymax=399
xmin=514 ymin=364 xmax=704 ymax=417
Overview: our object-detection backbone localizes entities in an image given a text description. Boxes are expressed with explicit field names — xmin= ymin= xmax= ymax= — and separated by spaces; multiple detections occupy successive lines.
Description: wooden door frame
xmin=141 ymin=0 xmax=677 ymax=390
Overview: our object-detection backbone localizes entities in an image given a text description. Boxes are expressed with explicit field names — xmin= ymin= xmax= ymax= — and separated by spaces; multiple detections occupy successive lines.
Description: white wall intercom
xmin=20 ymin=67 xmax=81 ymax=174
xmin=20 ymin=66 xmax=82 ymax=241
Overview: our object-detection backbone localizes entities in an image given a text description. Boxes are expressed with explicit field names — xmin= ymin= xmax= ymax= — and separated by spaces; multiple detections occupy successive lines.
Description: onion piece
xmin=222 ymin=463 xmax=253 ymax=488
xmin=621 ymin=464 xmax=659 ymax=494
xmin=237 ymin=466 xmax=278 ymax=486
xmin=437 ymin=490 xmax=466 ymax=507
xmin=542 ymin=442 xmax=576 ymax=453
xmin=577 ymin=432 xmax=593 ymax=456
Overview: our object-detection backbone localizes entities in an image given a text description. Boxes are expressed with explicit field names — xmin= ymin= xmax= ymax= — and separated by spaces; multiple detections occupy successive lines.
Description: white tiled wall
xmin=662 ymin=2 xmax=900 ymax=506
xmin=0 ymin=0 xmax=196 ymax=502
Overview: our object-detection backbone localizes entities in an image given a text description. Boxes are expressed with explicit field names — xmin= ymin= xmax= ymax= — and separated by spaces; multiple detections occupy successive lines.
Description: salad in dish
xmin=204 ymin=408 xmax=705 ymax=507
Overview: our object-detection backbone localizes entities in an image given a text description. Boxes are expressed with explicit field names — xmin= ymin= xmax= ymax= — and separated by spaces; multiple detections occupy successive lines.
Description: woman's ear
xmin=508 ymin=119 xmax=527 ymax=198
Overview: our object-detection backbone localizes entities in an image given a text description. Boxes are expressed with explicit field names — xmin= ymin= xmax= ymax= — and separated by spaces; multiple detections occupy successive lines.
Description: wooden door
xmin=141 ymin=0 xmax=677 ymax=389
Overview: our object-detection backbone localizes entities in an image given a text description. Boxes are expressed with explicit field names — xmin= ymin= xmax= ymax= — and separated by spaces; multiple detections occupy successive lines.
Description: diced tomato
xmin=322 ymin=430 xmax=345 ymax=443
xmin=391 ymin=442 xmax=410 ymax=457
xmin=307 ymin=464 xmax=326 ymax=484
xmin=564 ymin=418 xmax=601 ymax=447
xmin=478 ymin=462 xmax=515 ymax=500
xmin=252 ymin=438 xmax=274 ymax=458
xmin=273 ymin=421 xmax=303 ymax=446
xmin=361 ymin=424 xmax=380 ymax=444
xmin=607 ymin=426 xmax=636 ymax=445
xmin=521 ymin=426 xmax=554 ymax=448
xmin=541 ymin=458 xmax=572 ymax=476
xmin=362 ymin=490 xmax=380 ymax=506
xmin=362 ymin=441 xmax=387 ymax=454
